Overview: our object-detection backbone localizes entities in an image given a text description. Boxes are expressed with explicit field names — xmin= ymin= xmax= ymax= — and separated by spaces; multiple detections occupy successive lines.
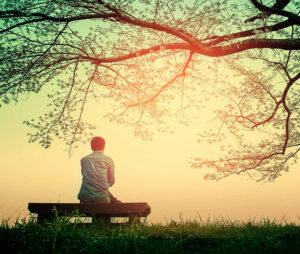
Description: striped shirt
xmin=77 ymin=151 xmax=115 ymax=201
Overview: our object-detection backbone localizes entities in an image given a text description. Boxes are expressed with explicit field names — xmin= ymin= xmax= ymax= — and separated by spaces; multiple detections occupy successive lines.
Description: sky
xmin=1 ymin=87 xmax=300 ymax=224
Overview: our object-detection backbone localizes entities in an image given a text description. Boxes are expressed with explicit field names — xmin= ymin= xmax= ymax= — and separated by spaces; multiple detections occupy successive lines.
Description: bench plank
xmin=28 ymin=202 xmax=151 ymax=223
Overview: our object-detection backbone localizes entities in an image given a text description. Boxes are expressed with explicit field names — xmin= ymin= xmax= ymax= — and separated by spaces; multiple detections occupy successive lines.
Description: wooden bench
xmin=28 ymin=202 xmax=151 ymax=224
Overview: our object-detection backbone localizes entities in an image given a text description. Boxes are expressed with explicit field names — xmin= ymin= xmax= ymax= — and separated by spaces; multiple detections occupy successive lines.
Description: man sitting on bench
xmin=78 ymin=136 xmax=121 ymax=204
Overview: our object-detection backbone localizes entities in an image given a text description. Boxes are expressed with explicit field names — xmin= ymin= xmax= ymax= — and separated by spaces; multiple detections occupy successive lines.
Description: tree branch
xmin=87 ymin=39 xmax=300 ymax=66
xmin=248 ymin=0 xmax=300 ymax=25
xmin=69 ymin=64 xmax=98 ymax=154
xmin=96 ymin=1 xmax=205 ymax=48
xmin=205 ymin=20 xmax=292 ymax=47
xmin=245 ymin=0 xmax=291 ymax=23
xmin=46 ymin=59 xmax=79 ymax=134
xmin=88 ymin=43 xmax=191 ymax=64
xmin=127 ymin=51 xmax=194 ymax=107
xmin=0 ymin=10 xmax=117 ymax=22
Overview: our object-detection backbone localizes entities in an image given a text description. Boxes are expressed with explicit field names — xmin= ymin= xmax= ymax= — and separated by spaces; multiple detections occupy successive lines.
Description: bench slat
xmin=28 ymin=202 xmax=151 ymax=217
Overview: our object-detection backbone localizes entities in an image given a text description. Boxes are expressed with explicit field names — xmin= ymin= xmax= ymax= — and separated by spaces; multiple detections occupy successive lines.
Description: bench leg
xmin=37 ymin=214 xmax=53 ymax=223
xmin=128 ymin=215 xmax=140 ymax=224
xmin=93 ymin=215 xmax=111 ymax=224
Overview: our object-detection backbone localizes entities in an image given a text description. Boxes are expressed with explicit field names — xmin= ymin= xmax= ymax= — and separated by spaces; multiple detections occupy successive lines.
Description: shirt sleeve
xmin=107 ymin=158 xmax=115 ymax=187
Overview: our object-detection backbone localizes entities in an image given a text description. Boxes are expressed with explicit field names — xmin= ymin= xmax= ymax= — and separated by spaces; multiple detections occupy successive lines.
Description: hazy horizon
xmin=1 ymin=91 xmax=300 ymax=224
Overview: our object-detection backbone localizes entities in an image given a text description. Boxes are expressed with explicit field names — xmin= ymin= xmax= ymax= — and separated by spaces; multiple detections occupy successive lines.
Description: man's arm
xmin=107 ymin=158 xmax=115 ymax=187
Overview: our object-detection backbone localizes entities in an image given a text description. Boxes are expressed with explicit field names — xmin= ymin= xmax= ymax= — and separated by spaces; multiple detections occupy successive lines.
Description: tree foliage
xmin=0 ymin=0 xmax=299 ymax=181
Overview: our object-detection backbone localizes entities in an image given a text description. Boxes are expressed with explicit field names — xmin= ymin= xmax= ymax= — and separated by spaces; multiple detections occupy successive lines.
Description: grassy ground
xmin=1 ymin=214 xmax=300 ymax=254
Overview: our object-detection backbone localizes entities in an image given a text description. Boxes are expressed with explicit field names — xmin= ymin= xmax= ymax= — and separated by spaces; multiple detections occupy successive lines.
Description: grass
xmin=1 ymin=214 xmax=300 ymax=254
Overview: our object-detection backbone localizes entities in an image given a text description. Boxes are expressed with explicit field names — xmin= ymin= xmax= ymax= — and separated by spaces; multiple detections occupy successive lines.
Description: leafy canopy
xmin=0 ymin=0 xmax=299 ymax=181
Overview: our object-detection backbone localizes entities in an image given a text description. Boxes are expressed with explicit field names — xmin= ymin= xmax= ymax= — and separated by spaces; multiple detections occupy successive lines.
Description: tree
xmin=0 ymin=0 xmax=299 ymax=181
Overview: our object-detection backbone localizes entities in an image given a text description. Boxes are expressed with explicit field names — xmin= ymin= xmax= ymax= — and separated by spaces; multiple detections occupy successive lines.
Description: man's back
xmin=78 ymin=150 xmax=115 ymax=202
